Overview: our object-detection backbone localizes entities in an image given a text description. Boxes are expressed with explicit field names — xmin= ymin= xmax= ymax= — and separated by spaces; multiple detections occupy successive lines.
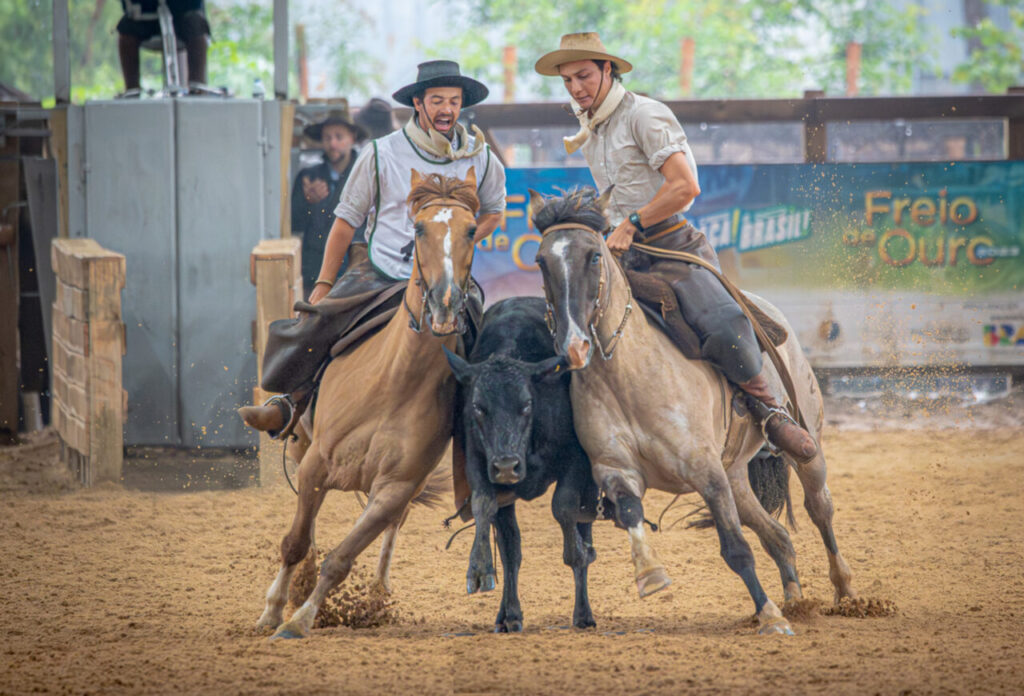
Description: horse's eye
xmin=467 ymin=226 xmax=478 ymax=240
xmin=521 ymin=403 xmax=532 ymax=415
xmin=473 ymin=404 xmax=486 ymax=417
xmin=591 ymin=252 xmax=602 ymax=265
xmin=414 ymin=223 xmax=425 ymax=238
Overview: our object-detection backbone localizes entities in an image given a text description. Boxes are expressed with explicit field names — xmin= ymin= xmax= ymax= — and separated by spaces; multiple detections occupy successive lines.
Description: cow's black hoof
xmin=466 ymin=572 xmax=496 ymax=594
xmin=573 ymin=615 xmax=597 ymax=630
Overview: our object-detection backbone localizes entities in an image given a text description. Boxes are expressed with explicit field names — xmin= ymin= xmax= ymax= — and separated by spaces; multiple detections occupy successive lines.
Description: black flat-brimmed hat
xmin=303 ymin=109 xmax=368 ymax=142
xmin=391 ymin=60 xmax=489 ymax=107
xmin=354 ymin=97 xmax=396 ymax=140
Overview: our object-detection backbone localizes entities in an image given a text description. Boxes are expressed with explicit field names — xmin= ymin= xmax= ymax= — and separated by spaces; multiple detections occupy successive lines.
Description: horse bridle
xmin=539 ymin=222 xmax=633 ymax=361
xmin=403 ymin=197 xmax=477 ymax=335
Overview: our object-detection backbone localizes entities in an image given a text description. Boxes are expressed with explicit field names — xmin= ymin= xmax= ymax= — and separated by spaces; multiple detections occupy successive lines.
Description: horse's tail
xmin=676 ymin=448 xmax=795 ymax=531
xmin=410 ymin=463 xmax=452 ymax=509
xmin=748 ymin=449 xmax=797 ymax=530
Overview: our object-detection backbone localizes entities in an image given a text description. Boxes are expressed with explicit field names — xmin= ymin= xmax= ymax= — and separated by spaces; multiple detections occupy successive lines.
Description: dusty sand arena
xmin=1 ymin=393 xmax=1022 ymax=695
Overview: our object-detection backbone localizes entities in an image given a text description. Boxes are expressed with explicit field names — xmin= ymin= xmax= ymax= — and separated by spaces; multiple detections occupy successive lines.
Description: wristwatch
xmin=628 ymin=211 xmax=644 ymax=234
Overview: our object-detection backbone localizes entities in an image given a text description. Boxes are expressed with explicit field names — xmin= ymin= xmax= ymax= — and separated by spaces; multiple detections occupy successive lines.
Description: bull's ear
xmin=530 ymin=355 xmax=569 ymax=383
xmin=443 ymin=346 xmax=474 ymax=384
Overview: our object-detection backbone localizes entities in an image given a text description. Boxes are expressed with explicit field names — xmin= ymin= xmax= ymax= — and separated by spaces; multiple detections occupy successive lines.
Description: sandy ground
xmin=1 ymin=391 xmax=1023 ymax=695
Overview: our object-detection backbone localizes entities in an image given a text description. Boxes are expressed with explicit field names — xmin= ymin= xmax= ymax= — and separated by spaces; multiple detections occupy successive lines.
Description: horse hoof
xmin=636 ymin=567 xmax=672 ymax=598
xmin=758 ymin=618 xmax=794 ymax=636
xmin=270 ymin=625 xmax=308 ymax=640
xmin=482 ymin=574 xmax=496 ymax=592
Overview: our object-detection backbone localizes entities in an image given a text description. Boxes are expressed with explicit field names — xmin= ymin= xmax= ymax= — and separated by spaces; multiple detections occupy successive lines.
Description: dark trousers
xmin=626 ymin=223 xmax=762 ymax=384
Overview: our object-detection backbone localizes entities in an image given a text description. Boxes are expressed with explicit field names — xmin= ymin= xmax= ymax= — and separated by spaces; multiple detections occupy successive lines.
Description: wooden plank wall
xmin=50 ymin=238 xmax=126 ymax=485
xmin=249 ymin=237 xmax=302 ymax=486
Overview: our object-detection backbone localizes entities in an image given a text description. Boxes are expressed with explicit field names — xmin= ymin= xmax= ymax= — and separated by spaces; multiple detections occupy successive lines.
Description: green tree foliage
xmin=952 ymin=0 xmax=1024 ymax=93
xmin=443 ymin=0 xmax=940 ymax=99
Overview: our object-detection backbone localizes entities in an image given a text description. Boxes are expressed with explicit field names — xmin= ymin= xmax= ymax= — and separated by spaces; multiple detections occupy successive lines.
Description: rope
xmin=631 ymin=242 xmax=808 ymax=431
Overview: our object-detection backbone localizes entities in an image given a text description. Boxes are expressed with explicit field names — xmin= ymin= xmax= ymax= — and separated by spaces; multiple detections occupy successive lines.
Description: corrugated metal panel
xmin=175 ymin=100 xmax=262 ymax=448
xmin=84 ymin=100 xmax=180 ymax=446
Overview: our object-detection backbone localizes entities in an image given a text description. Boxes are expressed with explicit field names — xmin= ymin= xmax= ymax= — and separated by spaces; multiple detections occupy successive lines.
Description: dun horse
xmin=532 ymin=188 xmax=855 ymax=635
xmin=255 ymin=169 xmax=481 ymax=639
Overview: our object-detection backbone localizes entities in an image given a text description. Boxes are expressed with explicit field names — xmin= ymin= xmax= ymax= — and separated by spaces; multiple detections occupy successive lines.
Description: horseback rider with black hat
xmin=240 ymin=60 xmax=506 ymax=438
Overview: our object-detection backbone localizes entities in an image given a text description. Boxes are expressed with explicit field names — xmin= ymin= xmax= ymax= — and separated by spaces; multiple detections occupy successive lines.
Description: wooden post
xmin=503 ymin=46 xmax=517 ymax=104
xmin=249 ymin=237 xmax=302 ymax=486
xmin=0 ymin=108 xmax=20 ymax=442
xmin=803 ymin=89 xmax=827 ymax=164
xmin=1008 ymin=86 xmax=1024 ymax=160
xmin=679 ymin=37 xmax=695 ymax=97
xmin=296 ymin=24 xmax=308 ymax=103
xmin=846 ymin=42 xmax=861 ymax=97
xmin=50 ymin=238 xmax=125 ymax=485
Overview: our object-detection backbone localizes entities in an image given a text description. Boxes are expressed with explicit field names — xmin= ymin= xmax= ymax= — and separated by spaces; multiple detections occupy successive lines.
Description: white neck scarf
xmin=404 ymin=116 xmax=486 ymax=161
xmin=563 ymin=80 xmax=627 ymax=154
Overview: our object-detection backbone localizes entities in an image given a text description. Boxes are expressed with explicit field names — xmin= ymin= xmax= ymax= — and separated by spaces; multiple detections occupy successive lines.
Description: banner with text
xmin=474 ymin=162 xmax=1023 ymax=368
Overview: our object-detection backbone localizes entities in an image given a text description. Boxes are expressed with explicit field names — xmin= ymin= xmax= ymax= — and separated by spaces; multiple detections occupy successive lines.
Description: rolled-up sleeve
xmin=333 ymin=146 xmax=377 ymax=228
xmin=632 ymin=101 xmax=692 ymax=173
xmin=476 ymin=150 xmax=507 ymax=216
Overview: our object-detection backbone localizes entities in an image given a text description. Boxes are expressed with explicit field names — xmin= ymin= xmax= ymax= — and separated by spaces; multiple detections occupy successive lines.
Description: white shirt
xmin=334 ymin=129 xmax=506 ymax=279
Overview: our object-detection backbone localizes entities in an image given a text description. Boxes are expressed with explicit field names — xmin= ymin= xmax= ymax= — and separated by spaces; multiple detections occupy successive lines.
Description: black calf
xmin=445 ymin=297 xmax=599 ymax=631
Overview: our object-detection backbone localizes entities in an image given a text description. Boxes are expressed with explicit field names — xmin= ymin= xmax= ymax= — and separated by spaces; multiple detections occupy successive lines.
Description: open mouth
xmin=433 ymin=115 xmax=453 ymax=132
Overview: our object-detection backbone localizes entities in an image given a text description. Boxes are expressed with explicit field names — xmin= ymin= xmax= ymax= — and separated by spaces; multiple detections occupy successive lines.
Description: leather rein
xmin=540 ymin=221 xmax=806 ymax=430
xmin=403 ymin=197 xmax=476 ymax=334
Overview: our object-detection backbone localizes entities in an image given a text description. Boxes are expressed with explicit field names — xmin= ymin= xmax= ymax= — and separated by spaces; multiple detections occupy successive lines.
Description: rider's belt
xmin=637 ymin=212 xmax=688 ymax=245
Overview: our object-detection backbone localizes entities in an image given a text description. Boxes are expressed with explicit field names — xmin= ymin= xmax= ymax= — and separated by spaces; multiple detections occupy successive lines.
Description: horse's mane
xmin=531 ymin=187 xmax=609 ymax=234
xmin=407 ymin=173 xmax=480 ymax=215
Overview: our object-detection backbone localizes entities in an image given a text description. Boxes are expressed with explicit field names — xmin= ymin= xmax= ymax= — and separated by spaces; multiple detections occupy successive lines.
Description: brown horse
xmin=532 ymin=188 xmax=855 ymax=635
xmin=256 ymin=169 xmax=481 ymax=639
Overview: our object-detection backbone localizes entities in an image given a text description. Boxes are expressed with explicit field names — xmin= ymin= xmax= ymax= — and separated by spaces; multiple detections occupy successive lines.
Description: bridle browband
xmin=403 ymin=196 xmax=478 ymax=334
xmin=539 ymin=222 xmax=633 ymax=361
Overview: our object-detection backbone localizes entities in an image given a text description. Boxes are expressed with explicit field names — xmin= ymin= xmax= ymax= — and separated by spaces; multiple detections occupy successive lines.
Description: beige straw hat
xmin=534 ymin=32 xmax=633 ymax=76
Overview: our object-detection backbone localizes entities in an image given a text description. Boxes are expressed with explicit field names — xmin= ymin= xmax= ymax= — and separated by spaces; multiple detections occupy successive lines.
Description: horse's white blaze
xmin=434 ymin=207 xmax=455 ymax=295
xmin=549 ymin=238 xmax=587 ymax=340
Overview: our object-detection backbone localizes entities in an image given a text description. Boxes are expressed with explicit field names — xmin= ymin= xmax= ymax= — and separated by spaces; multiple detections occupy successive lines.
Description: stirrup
xmin=759 ymin=406 xmax=798 ymax=455
xmin=263 ymin=394 xmax=299 ymax=441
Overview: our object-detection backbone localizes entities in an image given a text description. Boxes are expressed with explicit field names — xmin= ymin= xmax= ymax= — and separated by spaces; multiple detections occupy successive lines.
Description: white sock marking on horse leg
xmin=258 ymin=564 xmax=294 ymax=626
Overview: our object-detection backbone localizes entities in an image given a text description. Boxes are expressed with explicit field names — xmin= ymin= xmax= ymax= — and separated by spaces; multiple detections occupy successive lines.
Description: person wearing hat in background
xmin=239 ymin=59 xmax=506 ymax=442
xmin=291 ymin=109 xmax=367 ymax=296
xmin=534 ymin=33 xmax=815 ymax=461
xmin=354 ymin=97 xmax=397 ymax=142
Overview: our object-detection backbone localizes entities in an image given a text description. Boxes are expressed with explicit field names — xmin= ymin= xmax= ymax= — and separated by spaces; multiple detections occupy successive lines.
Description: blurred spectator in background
xmin=291 ymin=110 xmax=367 ymax=296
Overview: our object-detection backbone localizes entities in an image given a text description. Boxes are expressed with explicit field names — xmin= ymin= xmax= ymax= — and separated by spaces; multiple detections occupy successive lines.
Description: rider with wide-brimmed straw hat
xmin=535 ymin=32 xmax=815 ymax=460
xmin=239 ymin=60 xmax=506 ymax=438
